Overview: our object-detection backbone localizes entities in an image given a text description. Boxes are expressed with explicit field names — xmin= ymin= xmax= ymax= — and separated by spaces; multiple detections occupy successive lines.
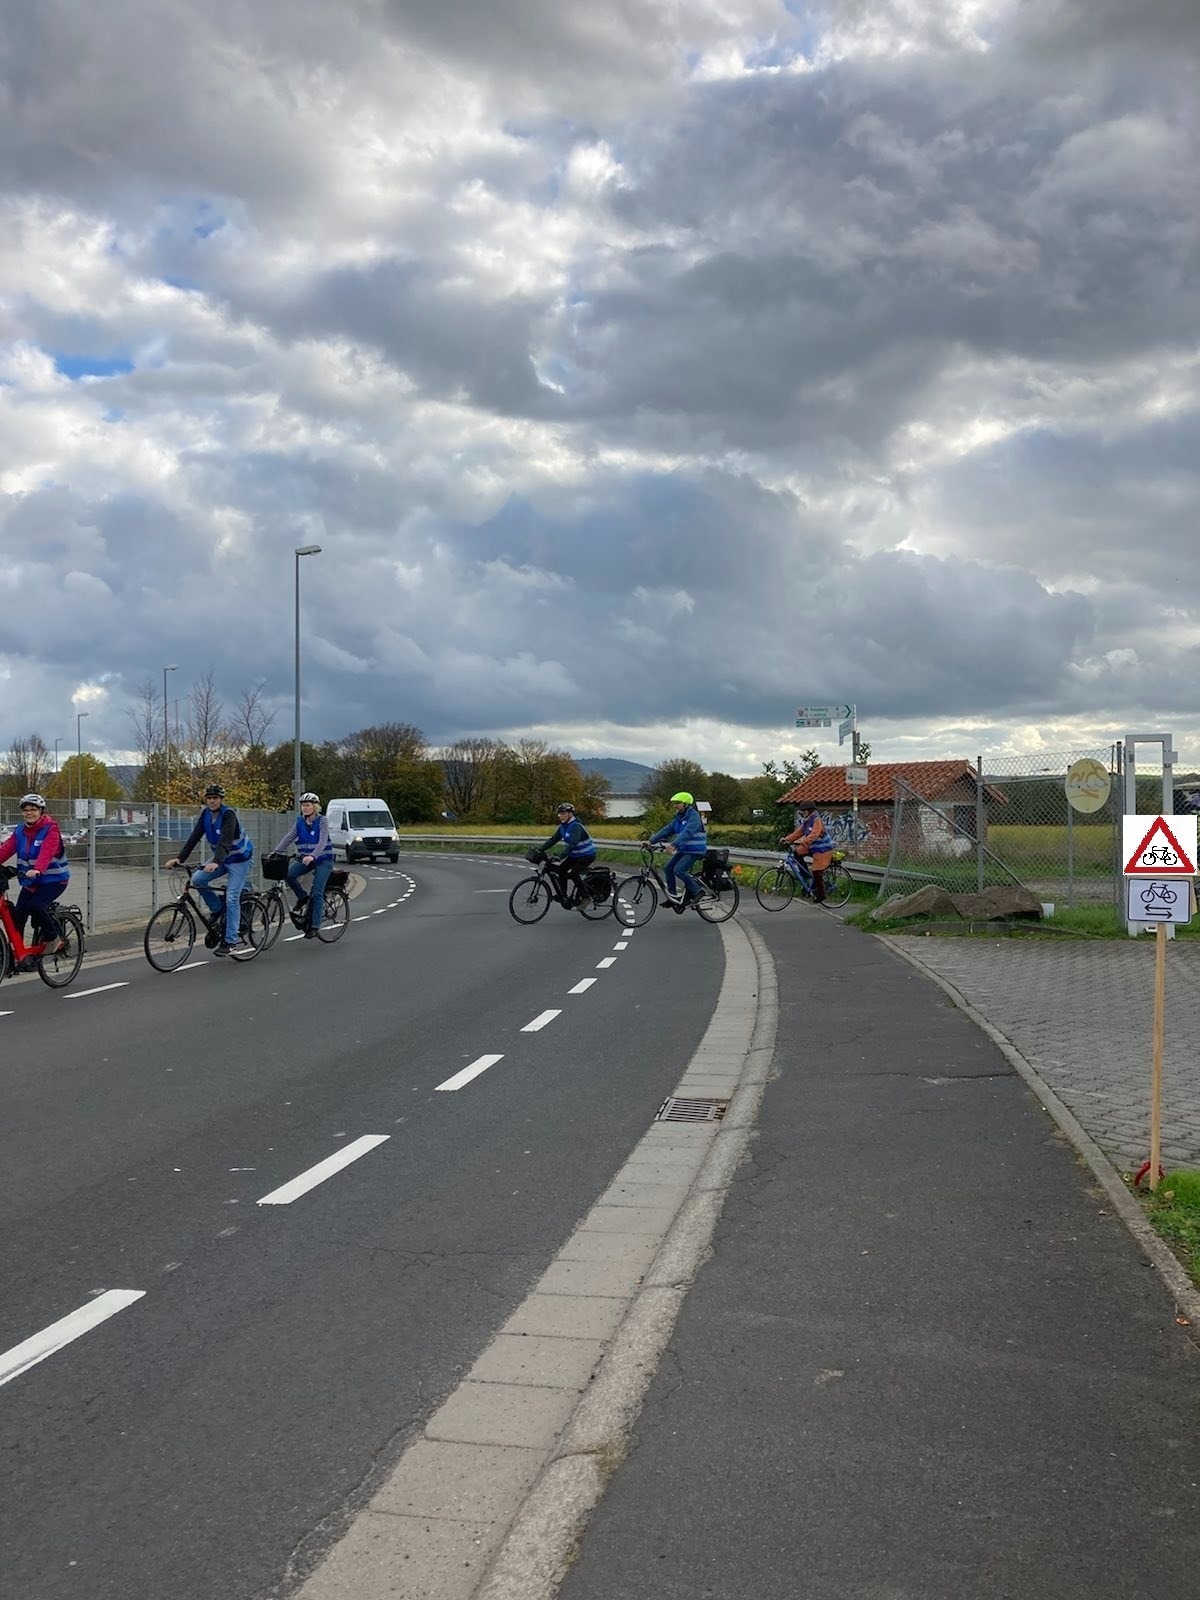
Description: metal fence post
xmin=152 ymin=802 xmax=160 ymax=913
xmin=86 ymin=796 xmax=96 ymax=935
xmin=975 ymin=757 xmax=985 ymax=892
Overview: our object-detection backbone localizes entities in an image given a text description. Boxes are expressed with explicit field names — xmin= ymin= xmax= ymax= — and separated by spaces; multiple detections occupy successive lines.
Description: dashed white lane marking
xmin=473 ymin=889 xmax=509 ymax=894
xmin=353 ymin=916 xmax=371 ymax=923
xmin=596 ymin=957 xmax=616 ymax=969
xmin=0 ymin=1290 xmax=146 ymax=1388
xmin=372 ymin=909 xmax=385 ymax=915
xmin=63 ymin=982 xmax=130 ymax=1001
xmin=176 ymin=962 xmax=208 ymax=972
xmin=521 ymin=1009 xmax=561 ymax=1033
xmin=0 ymin=1011 xmax=13 ymax=1018
xmin=285 ymin=934 xmax=304 ymax=942
xmin=256 ymin=1135 xmax=390 ymax=1206
xmin=614 ymin=942 xmax=629 ymax=950
xmin=436 ymin=1054 xmax=504 ymax=1092
xmin=568 ymin=978 xmax=596 ymax=994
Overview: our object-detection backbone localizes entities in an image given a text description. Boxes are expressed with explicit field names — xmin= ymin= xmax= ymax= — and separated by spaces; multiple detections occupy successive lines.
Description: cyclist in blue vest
xmin=270 ymin=792 xmax=334 ymax=938
xmin=0 ymin=793 xmax=70 ymax=966
xmin=782 ymin=801 xmax=834 ymax=904
xmin=645 ymin=791 xmax=708 ymax=912
xmin=166 ymin=783 xmax=254 ymax=956
xmin=538 ymin=802 xmax=597 ymax=908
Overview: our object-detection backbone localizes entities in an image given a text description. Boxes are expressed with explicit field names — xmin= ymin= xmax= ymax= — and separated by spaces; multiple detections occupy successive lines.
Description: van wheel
xmin=389 ymin=853 xmax=399 ymax=863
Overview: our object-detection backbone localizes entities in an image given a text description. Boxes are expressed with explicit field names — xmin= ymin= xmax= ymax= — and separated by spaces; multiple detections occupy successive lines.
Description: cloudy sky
xmin=1 ymin=0 xmax=1197 ymax=776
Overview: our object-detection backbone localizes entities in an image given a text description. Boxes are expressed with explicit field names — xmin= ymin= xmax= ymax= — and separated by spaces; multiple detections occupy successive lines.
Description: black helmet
xmin=204 ymin=783 xmax=225 ymax=799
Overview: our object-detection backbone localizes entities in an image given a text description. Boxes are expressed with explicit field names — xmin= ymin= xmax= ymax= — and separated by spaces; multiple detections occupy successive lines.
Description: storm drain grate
xmin=655 ymin=1096 xmax=729 ymax=1124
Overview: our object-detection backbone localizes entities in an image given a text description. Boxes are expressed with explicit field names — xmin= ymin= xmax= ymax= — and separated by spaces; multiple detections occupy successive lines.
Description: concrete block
xmin=426 ymin=1381 xmax=578 ymax=1451
xmin=369 ymin=1440 xmax=542 ymax=1523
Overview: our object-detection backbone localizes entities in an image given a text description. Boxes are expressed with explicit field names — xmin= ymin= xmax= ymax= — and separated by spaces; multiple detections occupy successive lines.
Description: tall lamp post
xmin=163 ymin=663 xmax=177 ymax=837
xmin=75 ymin=711 xmax=89 ymax=812
xmin=54 ymin=737 xmax=65 ymax=775
xmin=294 ymin=544 xmax=322 ymax=811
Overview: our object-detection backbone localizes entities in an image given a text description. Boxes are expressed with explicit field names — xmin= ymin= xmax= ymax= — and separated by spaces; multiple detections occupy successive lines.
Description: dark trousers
xmin=15 ymin=882 xmax=65 ymax=944
xmin=548 ymin=858 xmax=592 ymax=904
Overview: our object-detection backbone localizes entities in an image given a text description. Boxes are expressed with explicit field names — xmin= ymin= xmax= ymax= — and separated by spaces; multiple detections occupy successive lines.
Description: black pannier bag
xmin=262 ymin=853 xmax=290 ymax=881
xmin=586 ymin=865 xmax=615 ymax=902
xmin=702 ymin=846 xmax=734 ymax=890
xmin=328 ymin=868 xmax=349 ymax=889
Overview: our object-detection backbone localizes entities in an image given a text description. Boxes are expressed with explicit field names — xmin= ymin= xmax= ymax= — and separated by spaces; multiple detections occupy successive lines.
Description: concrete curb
xmin=292 ymin=913 xmax=779 ymax=1600
xmin=882 ymin=937 xmax=1200 ymax=1338
xmin=473 ymin=915 xmax=779 ymax=1600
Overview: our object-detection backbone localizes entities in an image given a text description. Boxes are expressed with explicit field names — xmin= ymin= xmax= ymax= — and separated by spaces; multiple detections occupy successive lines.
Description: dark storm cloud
xmin=2 ymin=0 xmax=1199 ymax=767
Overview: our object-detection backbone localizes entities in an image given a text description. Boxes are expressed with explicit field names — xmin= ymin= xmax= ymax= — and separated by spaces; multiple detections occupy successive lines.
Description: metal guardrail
xmin=394 ymin=835 xmax=910 ymax=890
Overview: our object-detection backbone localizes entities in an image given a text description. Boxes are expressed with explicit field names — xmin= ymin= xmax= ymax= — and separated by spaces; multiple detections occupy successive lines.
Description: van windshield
xmin=348 ymin=810 xmax=392 ymax=829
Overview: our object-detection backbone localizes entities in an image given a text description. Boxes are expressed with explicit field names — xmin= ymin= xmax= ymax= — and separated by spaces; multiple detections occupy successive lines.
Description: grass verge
xmin=1142 ymin=1170 xmax=1200 ymax=1290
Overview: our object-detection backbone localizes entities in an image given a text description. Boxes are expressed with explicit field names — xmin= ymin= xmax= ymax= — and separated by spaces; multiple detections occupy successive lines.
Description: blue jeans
xmin=193 ymin=858 xmax=251 ymax=943
xmin=665 ymin=852 xmax=704 ymax=901
xmin=287 ymin=856 xmax=332 ymax=929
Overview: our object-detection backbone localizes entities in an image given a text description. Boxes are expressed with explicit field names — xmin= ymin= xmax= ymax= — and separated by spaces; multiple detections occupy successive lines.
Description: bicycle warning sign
xmin=1122 ymin=814 xmax=1197 ymax=876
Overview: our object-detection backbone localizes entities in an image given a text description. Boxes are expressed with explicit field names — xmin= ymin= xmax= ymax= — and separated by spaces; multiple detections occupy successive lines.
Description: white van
xmin=325 ymin=799 xmax=401 ymax=864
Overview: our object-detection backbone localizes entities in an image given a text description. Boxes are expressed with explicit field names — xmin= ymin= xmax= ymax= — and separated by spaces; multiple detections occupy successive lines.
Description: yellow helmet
xmin=669 ymin=791 xmax=694 ymax=804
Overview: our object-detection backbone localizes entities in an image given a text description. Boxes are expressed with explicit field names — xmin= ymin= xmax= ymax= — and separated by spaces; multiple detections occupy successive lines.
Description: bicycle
xmin=143 ymin=867 xmax=270 ymax=970
xmin=612 ymin=844 xmax=740 ymax=928
xmin=755 ymin=845 xmax=853 ymax=911
xmin=0 ymin=865 xmax=85 ymax=989
xmin=507 ymin=849 xmax=616 ymax=924
xmin=259 ymin=854 xmax=351 ymax=949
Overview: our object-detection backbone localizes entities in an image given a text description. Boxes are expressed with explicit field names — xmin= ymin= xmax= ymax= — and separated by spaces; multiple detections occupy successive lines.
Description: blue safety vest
xmin=202 ymin=804 xmax=253 ymax=864
xmin=296 ymin=812 xmax=333 ymax=863
xmin=15 ymin=819 xmax=71 ymax=887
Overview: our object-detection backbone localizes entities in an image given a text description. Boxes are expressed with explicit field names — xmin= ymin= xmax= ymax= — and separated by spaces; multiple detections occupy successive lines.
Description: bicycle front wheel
xmin=508 ymin=875 xmax=553 ymax=924
xmin=231 ymin=896 xmax=269 ymax=960
xmin=316 ymin=887 xmax=350 ymax=942
xmin=696 ymin=881 xmax=739 ymax=923
xmin=822 ymin=863 xmax=853 ymax=908
xmin=260 ymin=888 xmax=286 ymax=950
xmin=755 ymin=867 xmax=796 ymax=912
xmin=613 ymin=874 xmax=657 ymax=927
xmin=37 ymin=911 xmax=85 ymax=989
xmin=144 ymin=903 xmax=197 ymax=971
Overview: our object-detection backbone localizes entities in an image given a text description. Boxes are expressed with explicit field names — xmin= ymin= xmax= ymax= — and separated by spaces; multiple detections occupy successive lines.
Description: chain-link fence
xmin=1 ymin=798 xmax=294 ymax=934
xmin=873 ymin=746 xmax=1123 ymax=908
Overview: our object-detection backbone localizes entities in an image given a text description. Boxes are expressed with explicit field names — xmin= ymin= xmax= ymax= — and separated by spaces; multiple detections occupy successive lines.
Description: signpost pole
xmin=1150 ymin=920 xmax=1166 ymax=1191
xmin=850 ymin=705 xmax=859 ymax=854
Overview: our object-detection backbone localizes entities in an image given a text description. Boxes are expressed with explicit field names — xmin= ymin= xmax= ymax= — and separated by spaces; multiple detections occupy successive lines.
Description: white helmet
xmin=19 ymin=793 xmax=47 ymax=809
xmin=300 ymin=792 xmax=320 ymax=804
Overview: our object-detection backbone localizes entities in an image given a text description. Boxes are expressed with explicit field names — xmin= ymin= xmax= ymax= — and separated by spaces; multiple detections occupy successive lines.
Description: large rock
xmin=949 ymin=885 xmax=1043 ymax=921
xmin=870 ymin=885 xmax=960 ymax=922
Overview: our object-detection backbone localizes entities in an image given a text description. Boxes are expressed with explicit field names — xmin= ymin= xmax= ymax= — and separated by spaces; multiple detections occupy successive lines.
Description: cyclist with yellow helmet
xmin=644 ymin=792 xmax=707 ymax=913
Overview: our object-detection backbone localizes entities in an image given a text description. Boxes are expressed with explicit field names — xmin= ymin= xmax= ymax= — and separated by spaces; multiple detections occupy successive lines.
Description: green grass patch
xmin=1145 ymin=1170 xmax=1200 ymax=1289
xmin=988 ymin=823 xmax=1113 ymax=872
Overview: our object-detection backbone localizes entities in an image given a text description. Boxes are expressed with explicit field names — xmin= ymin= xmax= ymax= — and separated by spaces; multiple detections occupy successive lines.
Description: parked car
xmin=93 ymin=823 xmax=151 ymax=839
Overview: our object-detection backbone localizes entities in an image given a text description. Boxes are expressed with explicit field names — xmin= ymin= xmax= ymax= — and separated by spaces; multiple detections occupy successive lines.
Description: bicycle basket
xmin=262 ymin=853 xmax=290 ymax=881
xmin=832 ymin=849 xmax=846 ymax=863
xmin=524 ymin=847 xmax=545 ymax=864
xmin=328 ymin=868 xmax=349 ymax=889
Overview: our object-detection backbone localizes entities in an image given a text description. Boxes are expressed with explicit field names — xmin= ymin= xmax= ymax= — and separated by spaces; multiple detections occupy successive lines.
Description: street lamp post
xmin=294 ymin=544 xmax=322 ymax=811
xmin=163 ymin=663 xmax=178 ymax=838
xmin=75 ymin=711 xmax=89 ymax=811
xmin=54 ymin=737 xmax=65 ymax=775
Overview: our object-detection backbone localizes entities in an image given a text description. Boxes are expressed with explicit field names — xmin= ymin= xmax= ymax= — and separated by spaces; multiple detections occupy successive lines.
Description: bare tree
xmin=3 ymin=734 xmax=51 ymax=793
xmin=440 ymin=737 xmax=503 ymax=819
xmin=229 ymin=684 xmax=275 ymax=754
xmin=184 ymin=667 xmax=229 ymax=776
xmin=127 ymin=677 xmax=163 ymax=765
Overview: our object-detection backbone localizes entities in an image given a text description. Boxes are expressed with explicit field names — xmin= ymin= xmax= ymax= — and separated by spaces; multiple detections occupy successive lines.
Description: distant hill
xmin=574 ymin=757 xmax=654 ymax=793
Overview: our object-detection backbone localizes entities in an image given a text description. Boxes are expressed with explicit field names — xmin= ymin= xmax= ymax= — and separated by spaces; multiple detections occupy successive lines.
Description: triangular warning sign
xmin=1124 ymin=816 xmax=1196 ymax=875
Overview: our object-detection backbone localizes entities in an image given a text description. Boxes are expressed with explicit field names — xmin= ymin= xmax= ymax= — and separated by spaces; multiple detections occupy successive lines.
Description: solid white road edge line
xmin=63 ymin=982 xmax=130 ymax=1001
xmin=568 ymin=978 xmax=596 ymax=994
xmin=521 ymin=1010 xmax=561 ymax=1032
xmin=0 ymin=1290 xmax=146 ymax=1388
xmin=435 ymin=1054 xmax=504 ymax=1092
xmin=257 ymin=1135 xmax=390 ymax=1206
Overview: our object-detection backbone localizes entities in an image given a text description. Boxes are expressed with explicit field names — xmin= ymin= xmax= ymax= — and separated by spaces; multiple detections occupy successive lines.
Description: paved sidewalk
xmin=882 ymin=935 xmax=1200 ymax=1172
xmin=557 ymin=912 xmax=1200 ymax=1600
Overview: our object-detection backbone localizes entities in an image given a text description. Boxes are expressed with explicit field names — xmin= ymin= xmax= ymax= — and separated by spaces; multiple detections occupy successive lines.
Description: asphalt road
xmin=0 ymin=853 xmax=725 ymax=1600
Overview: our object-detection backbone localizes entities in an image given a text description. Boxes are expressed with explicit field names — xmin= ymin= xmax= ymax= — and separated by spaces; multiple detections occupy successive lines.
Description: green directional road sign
xmin=796 ymin=703 xmax=851 ymax=722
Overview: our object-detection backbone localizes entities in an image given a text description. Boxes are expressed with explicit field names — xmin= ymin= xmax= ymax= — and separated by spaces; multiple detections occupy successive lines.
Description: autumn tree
xmin=48 ymin=754 xmax=124 ymax=803
xmin=703 ymin=771 xmax=744 ymax=823
xmin=340 ymin=723 xmax=427 ymax=792
xmin=2 ymin=734 xmax=52 ymax=795
xmin=640 ymin=758 xmax=708 ymax=808
xmin=440 ymin=737 xmax=504 ymax=820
